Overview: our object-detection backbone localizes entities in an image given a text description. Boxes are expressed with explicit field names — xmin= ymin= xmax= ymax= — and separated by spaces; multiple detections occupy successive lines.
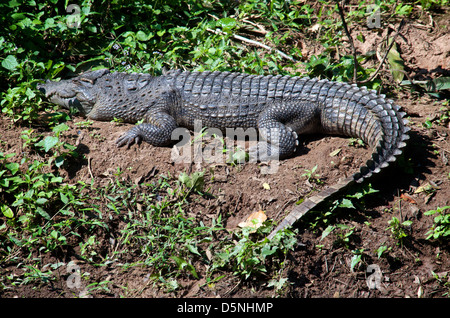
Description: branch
xmin=336 ymin=0 xmax=359 ymax=83
xmin=206 ymin=28 xmax=297 ymax=63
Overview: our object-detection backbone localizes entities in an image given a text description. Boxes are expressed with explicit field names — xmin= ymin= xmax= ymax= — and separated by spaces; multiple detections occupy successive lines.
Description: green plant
xmin=178 ymin=171 xmax=206 ymax=195
xmin=350 ymin=248 xmax=365 ymax=272
xmin=307 ymin=183 xmax=378 ymax=230
xmin=424 ymin=206 xmax=450 ymax=241
xmin=34 ymin=123 xmax=78 ymax=168
xmin=348 ymin=137 xmax=365 ymax=148
xmin=431 ymin=271 xmax=450 ymax=297
xmin=211 ymin=223 xmax=297 ymax=280
xmin=321 ymin=223 xmax=356 ymax=249
xmin=386 ymin=216 xmax=412 ymax=246
xmin=302 ymin=164 xmax=323 ymax=185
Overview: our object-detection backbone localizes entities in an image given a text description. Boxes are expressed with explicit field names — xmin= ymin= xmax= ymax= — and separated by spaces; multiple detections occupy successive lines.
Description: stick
xmin=206 ymin=28 xmax=297 ymax=62
xmin=336 ymin=0 xmax=359 ymax=83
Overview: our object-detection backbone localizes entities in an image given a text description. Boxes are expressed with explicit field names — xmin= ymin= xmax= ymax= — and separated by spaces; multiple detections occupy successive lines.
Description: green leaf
xmin=136 ymin=30 xmax=150 ymax=41
xmin=55 ymin=156 xmax=64 ymax=168
xmin=1 ymin=205 xmax=14 ymax=218
xmin=5 ymin=162 xmax=20 ymax=175
xmin=350 ymin=254 xmax=362 ymax=271
xmin=186 ymin=243 xmax=201 ymax=256
xmin=267 ymin=278 xmax=288 ymax=290
xmin=7 ymin=0 xmax=21 ymax=8
xmin=178 ymin=172 xmax=190 ymax=185
xmin=427 ymin=77 xmax=450 ymax=92
xmin=231 ymin=148 xmax=248 ymax=164
xmin=36 ymin=207 xmax=51 ymax=220
xmin=402 ymin=220 xmax=413 ymax=227
xmin=36 ymin=198 xmax=48 ymax=205
xmin=0 ymin=177 xmax=9 ymax=187
xmin=35 ymin=136 xmax=59 ymax=152
xmin=261 ymin=244 xmax=277 ymax=258
xmin=376 ymin=245 xmax=388 ymax=258
xmin=60 ymin=192 xmax=69 ymax=204
xmin=321 ymin=225 xmax=335 ymax=240
xmin=339 ymin=198 xmax=355 ymax=209
xmin=2 ymin=55 xmax=19 ymax=71
xmin=387 ymin=39 xmax=405 ymax=83
xmin=178 ymin=171 xmax=204 ymax=192
xmin=170 ymin=256 xmax=198 ymax=279
xmin=52 ymin=123 xmax=69 ymax=135
xmin=217 ymin=17 xmax=237 ymax=32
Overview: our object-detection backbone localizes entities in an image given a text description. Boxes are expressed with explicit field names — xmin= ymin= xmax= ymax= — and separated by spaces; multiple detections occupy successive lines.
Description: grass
xmin=1 ymin=0 xmax=449 ymax=296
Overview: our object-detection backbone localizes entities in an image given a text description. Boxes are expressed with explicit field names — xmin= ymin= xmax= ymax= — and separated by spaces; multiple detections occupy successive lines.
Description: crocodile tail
xmin=267 ymin=83 xmax=410 ymax=240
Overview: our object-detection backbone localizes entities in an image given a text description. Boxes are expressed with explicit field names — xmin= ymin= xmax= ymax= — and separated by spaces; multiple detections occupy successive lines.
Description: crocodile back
xmin=165 ymin=70 xmax=409 ymax=184
xmin=164 ymin=70 xmax=329 ymax=129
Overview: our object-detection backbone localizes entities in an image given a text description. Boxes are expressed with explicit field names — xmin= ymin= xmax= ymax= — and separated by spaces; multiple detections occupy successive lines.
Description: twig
xmin=87 ymin=156 xmax=94 ymax=180
xmin=233 ymin=191 xmax=242 ymax=215
xmin=336 ymin=0 xmax=359 ymax=83
xmin=358 ymin=19 xmax=406 ymax=84
xmin=206 ymin=28 xmax=297 ymax=62
xmin=242 ymin=18 xmax=269 ymax=35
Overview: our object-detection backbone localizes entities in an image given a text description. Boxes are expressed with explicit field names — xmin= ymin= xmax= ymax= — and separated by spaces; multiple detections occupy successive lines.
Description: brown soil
xmin=1 ymin=10 xmax=449 ymax=299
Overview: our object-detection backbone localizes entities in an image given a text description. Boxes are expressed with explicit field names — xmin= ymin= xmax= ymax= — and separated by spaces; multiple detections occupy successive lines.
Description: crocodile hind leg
xmin=249 ymin=99 xmax=319 ymax=161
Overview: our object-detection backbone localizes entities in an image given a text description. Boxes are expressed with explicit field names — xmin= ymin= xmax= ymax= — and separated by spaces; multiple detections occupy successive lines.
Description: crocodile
xmin=37 ymin=69 xmax=409 ymax=239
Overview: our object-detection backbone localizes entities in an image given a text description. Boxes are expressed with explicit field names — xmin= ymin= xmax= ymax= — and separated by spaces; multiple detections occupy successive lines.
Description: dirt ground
xmin=1 ymin=11 xmax=449 ymax=299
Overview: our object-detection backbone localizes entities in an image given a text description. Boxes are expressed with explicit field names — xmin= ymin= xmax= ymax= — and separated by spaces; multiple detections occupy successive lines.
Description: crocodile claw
xmin=116 ymin=128 xmax=142 ymax=148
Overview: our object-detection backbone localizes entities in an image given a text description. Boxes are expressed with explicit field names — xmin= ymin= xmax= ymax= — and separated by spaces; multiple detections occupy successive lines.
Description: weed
xmin=211 ymin=222 xmax=297 ymax=281
xmin=350 ymin=248 xmax=366 ymax=272
xmin=386 ymin=216 xmax=412 ymax=246
xmin=348 ymin=137 xmax=366 ymax=148
xmin=431 ymin=271 xmax=450 ymax=297
xmin=308 ymin=183 xmax=378 ymax=231
xmin=178 ymin=171 xmax=206 ymax=195
xmin=424 ymin=206 xmax=450 ymax=241
xmin=302 ymin=164 xmax=323 ymax=185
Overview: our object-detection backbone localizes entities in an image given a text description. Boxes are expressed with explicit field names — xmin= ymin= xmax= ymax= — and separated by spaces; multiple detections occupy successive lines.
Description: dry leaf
xmin=414 ymin=182 xmax=439 ymax=194
xmin=400 ymin=193 xmax=417 ymax=204
xmin=238 ymin=210 xmax=267 ymax=231
xmin=329 ymin=148 xmax=341 ymax=157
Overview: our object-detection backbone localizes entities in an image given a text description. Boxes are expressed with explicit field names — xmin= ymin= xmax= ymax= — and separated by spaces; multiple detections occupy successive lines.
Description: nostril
xmin=37 ymin=85 xmax=46 ymax=94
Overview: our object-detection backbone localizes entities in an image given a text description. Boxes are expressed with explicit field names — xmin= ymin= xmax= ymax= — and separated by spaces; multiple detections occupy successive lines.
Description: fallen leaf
xmin=417 ymin=286 xmax=423 ymax=298
xmin=400 ymin=193 xmax=417 ymax=204
xmin=329 ymin=148 xmax=341 ymax=157
xmin=238 ymin=210 xmax=267 ymax=231
xmin=262 ymin=182 xmax=270 ymax=190
xmin=414 ymin=182 xmax=439 ymax=194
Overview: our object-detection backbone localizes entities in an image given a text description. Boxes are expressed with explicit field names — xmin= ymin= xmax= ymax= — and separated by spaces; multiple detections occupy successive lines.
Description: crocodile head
xmin=37 ymin=69 xmax=110 ymax=116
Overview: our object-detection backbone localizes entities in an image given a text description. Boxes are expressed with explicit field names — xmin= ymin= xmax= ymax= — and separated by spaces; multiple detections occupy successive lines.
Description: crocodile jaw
xmin=37 ymin=69 xmax=110 ymax=116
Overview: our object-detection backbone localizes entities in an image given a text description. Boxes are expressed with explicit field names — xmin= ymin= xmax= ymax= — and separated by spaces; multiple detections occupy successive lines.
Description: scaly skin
xmin=38 ymin=69 xmax=410 ymax=239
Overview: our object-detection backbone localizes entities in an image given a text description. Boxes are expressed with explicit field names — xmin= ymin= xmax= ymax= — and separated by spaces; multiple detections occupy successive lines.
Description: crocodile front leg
xmin=116 ymin=112 xmax=178 ymax=148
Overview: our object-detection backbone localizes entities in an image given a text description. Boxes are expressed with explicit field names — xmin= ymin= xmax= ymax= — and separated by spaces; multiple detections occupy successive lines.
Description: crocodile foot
xmin=116 ymin=127 xmax=142 ymax=148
